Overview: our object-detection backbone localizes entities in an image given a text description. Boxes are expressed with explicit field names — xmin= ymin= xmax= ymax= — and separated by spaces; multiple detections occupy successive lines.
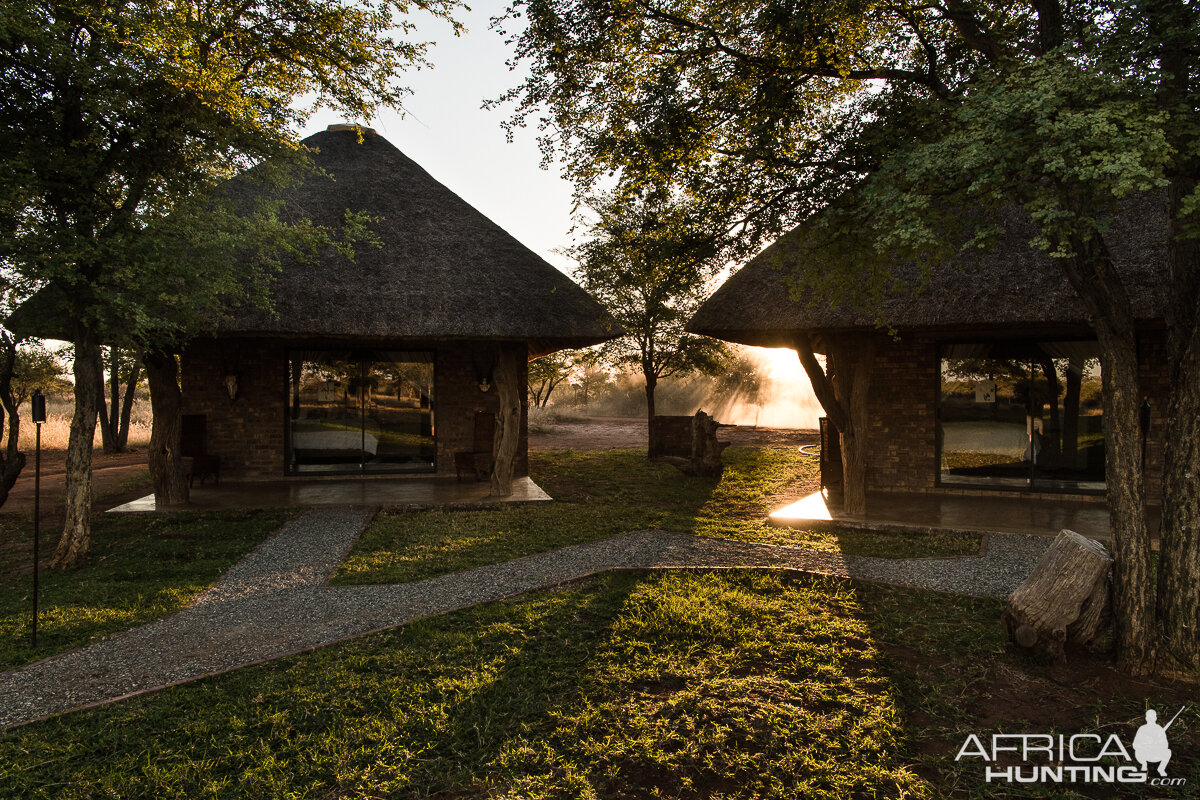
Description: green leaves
xmin=0 ymin=0 xmax=464 ymax=347
xmin=570 ymin=192 xmax=728 ymax=382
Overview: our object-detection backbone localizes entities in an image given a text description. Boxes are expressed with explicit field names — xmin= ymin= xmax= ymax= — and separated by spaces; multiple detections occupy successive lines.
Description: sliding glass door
xmin=939 ymin=342 xmax=1104 ymax=492
xmin=288 ymin=350 xmax=435 ymax=474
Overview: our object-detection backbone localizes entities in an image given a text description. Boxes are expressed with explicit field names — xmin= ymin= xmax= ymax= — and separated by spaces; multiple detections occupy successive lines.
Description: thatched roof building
xmin=225 ymin=126 xmax=618 ymax=355
xmin=688 ymin=195 xmax=1171 ymax=504
xmin=688 ymin=194 xmax=1169 ymax=348
xmin=20 ymin=125 xmax=621 ymax=487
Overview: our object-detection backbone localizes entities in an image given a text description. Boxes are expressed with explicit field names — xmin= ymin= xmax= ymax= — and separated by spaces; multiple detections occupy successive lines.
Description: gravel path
xmin=0 ymin=509 xmax=1050 ymax=730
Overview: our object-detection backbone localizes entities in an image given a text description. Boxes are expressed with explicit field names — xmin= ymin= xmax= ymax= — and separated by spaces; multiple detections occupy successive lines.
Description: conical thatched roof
xmin=6 ymin=128 xmax=620 ymax=354
xmin=688 ymin=194 xmax=1169 ymax=349
xmin=221 ymin=127 xmax=619 ymax=354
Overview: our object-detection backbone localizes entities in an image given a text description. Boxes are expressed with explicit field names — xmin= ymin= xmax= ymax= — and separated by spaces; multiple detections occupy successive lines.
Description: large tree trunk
xmin=51 ymin=329 xmax=101 ymax=568
xmin=1156 ymin=175 xmax=1200 ymax=677
xmin=1057 ymin=232 xmax=1155 ymax=675
xmin=0 ymin=333 xmax=26 ymax=509
xmin=794 ymin=332 xmax=873 ymax=515
xmin=828 ymin=335 xmax=874 ymax=515
xmin=1098 ymin=314 xmax=1155 ymax=674
xmin=145 ymin=351 xmax=189 ymax=506
xmin=490 ymin=344 xmax=522 ymax=497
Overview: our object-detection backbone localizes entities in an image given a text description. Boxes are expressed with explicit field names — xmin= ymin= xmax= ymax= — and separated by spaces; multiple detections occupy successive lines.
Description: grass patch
xmin=0 ymin=571 xmax=923 ymax=799
xmin=0 ymin=510 xmax=291 ymax=670
xmin=722 ymin=525 xmax=982 ymax=559
xmin=334 ymin=447 xmax=981 ymax=585
xmin=4 ymin=570 xmax=1191 ymax=799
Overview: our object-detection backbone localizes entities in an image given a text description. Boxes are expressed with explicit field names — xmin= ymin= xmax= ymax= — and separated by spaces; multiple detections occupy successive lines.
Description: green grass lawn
xmin=2 ymin=570 xmax=1192 ymax=799
xmin=333 ymin=447 xmax=981 ymax=585
xmin=0 ymin=510 xmax=291 ymax=671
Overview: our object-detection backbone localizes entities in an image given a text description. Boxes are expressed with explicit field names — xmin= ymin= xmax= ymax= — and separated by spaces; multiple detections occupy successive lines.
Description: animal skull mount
xmin=224 ymin=373 xmax=240 ymax=401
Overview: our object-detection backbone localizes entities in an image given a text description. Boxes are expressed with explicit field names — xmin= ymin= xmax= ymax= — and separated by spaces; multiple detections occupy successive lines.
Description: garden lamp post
xmin=31 ymin=388 xmax=45 ymax=646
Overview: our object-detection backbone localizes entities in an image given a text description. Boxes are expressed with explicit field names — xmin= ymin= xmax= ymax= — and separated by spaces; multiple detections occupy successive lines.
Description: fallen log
xmin=1002 ymin=529 xmax=1113 ymax=661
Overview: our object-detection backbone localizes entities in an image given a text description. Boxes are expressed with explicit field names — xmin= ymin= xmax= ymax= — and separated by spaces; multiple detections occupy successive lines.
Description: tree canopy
xmin=0 ymin=0 xmax=464 ymax=566
xmin=571 ymin=193 xmax=728 ymax=427
xmin=498 ymin=0 xmax=1200 ymax=675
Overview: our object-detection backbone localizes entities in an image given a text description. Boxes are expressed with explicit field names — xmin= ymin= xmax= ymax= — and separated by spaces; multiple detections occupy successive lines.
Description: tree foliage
xmin=499 ymin=0 xmax=1200 ymax=674
xmin=0 ymin=0 xmax=463 ymax=565
xmin=571 ymin=194 xmax=728 ymax=427
xmin=529 ymin=350 xmax=574 ymax=408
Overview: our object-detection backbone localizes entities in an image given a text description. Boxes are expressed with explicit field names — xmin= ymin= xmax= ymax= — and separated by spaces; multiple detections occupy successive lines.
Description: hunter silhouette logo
xmin=954 ymin=704 xmax=1189 ymax=787
xmin=1133 ymin=706 xmax=1183 ymax=777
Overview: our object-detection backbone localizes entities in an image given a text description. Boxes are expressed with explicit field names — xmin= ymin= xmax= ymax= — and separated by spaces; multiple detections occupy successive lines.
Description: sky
xmin=298 ymin=6 xmax=824 ymax=425
xmin=300 ymin=0 xmax=579 ymax=273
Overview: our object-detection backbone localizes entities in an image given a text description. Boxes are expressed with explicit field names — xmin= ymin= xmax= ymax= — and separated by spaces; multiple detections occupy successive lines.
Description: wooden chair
xmin=182 ymin=414 xmax=221 ymax=487
xmin=454 ymin=411 xmax=493 ymax=482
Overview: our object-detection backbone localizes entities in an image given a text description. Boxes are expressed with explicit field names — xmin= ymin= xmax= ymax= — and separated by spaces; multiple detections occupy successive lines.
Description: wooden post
xmin=794 ymin=332 xmax=874 ymax=515
xmin=145 ymin=351 xmax=189 ymax=506
xmin=490 ymin=343 xmax=522 ymax=497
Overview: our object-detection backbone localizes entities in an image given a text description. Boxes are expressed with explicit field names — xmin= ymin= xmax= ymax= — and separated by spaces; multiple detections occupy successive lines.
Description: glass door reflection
xmin=288 ymin=350 xmax=435 ymax=474
xmin=938 ymin=342 xmax=1104 ymax=492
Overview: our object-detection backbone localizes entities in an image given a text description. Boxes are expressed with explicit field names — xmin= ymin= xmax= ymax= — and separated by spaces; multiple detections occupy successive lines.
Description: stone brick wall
xmin=433 ymin=341 xmax=530 ymax=478
xmin=649 ymin=416 xmax=694 ymax=458
xmin=181 ymin=338 xmax=287 ymax=478
xmin=181 ymin=337 xmax=529 ymax=480
xmin=863 ymin=334 xmax=939 ymax=493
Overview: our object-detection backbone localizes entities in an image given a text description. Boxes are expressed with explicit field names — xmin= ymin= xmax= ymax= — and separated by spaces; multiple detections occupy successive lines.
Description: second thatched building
xmin=181 ymin=126 xmax=619 ymax=488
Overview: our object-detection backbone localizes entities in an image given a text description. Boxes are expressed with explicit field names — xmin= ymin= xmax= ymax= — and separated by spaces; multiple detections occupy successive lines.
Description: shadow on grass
xmin=0 ymin=510 xmax=291 ymax=671
xmin=335 ymin=447 xmax=980 ymax=586
xmin=0 ymin=570 xmax=936 ymax=799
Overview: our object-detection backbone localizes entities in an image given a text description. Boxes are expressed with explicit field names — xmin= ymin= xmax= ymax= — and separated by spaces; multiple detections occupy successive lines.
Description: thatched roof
xmin=222 ymin=127 xmax=619 ymax=353
xmin=7 ymin=127 xmax=620 ymax=354
xmin=688 ymin=194 xmax=1169 ymax=349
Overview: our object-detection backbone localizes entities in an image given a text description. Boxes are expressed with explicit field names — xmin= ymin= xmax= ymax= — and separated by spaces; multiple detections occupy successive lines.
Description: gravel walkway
xmin=0 ymin=509 xmax=1050 ymax=730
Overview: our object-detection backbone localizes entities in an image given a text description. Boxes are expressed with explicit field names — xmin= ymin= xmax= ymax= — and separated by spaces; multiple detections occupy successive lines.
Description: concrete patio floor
xmin=769 ymin=490 xmax=1160 ymax=544
xmin=108 ymin=475 xmax=551 ymax=512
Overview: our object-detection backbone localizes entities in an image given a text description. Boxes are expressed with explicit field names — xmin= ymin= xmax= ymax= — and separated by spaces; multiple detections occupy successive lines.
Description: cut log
xmin=1002 ymin=529 xmax=1113 ymax=661
xmin=656 ymin=410 xmax=729 ymax=477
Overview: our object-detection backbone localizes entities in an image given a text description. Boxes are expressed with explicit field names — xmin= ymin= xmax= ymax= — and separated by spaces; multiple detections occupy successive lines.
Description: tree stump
xmin=1002 ymin=529 xmax=1114 ymax=661
xmin=656 ymin=410 xmax=729 ymax=477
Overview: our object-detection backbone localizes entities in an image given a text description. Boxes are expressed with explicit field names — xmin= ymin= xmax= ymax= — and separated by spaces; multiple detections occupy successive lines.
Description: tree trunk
xmin=490 ymin=344 xmax=522 ymax=497
xmin=644 ymin=370 xmax=658 ymax=453
xmin=1062 ymin=356 xmax=1082 ymax=463
xmin=1054 ymin=232 xmax=1155 ymax=676
xmin=1157 ymin=175 xmax=1200 ymax=677
xmin=828 ymin=336 xmax=873 ymax=516
xmin=1003 ymin=529 xmax=1114 ymax=661
xmin=794 ymin=332 xmax=875 ymax=514
xmin=145 ymin=351 xmax=189 ymax=506
xmin=51 ymin=329 xmax=101 ymax=568
xmin=0 ymin=334 xmax=26 ymax=509
xmin=96 ymin=348 xmax=115 ymax=454
xmin=115 ymin=355 xmax=141 ymax=450
xmin=1098 ymin=322 xmax=1155 ymax=674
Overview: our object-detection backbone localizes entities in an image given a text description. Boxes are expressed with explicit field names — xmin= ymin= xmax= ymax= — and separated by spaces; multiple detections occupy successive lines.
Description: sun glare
xmin=711 ymin=346 xmax=823 ymax=429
